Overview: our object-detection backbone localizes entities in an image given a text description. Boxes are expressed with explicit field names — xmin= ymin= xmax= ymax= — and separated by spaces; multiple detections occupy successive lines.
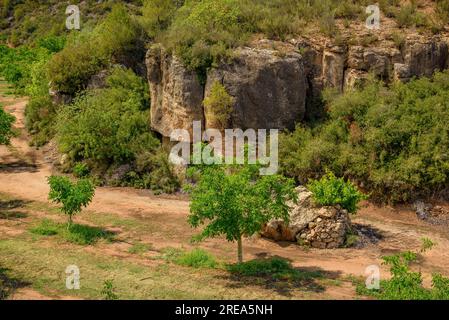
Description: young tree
xmin=187 ymin=164 xmax=297 ymax=263
xmin=0 ymin=105 xmax=15 ymax=145
xmin=47 ymin=176 xmax=95 ymax=229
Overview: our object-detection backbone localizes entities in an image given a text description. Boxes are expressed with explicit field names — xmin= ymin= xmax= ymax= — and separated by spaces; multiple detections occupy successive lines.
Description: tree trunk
xmin=237 ymin=235 xmax=243 ymax=264
xmin=67 ymin=215 xmax=73 ymax=230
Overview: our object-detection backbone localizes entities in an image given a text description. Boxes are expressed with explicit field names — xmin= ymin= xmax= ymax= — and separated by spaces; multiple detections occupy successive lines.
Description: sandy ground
xmin=1 ymin=91 xmax=448 ymax=300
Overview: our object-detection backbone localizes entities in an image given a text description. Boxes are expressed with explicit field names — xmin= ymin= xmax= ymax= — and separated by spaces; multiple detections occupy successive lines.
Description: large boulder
xmin=205 ymin=47 xmax=307 ymax=131
xmin=261 ymin=186 xmax=351 ymax=249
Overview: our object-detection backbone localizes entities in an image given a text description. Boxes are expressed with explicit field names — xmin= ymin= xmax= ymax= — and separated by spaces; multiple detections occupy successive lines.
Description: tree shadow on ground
xmin=0 ymin=160 xmax=38 ymax=173
xmin=0 ymin=267 xmax=30 ymax=300
xmin=217 ymin=254 xmax=341 ymax=298
xmin=0 ymin=199 xmax=29 ymax=219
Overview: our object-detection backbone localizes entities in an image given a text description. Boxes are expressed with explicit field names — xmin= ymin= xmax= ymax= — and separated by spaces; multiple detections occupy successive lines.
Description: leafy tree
xmin=0 ymin=105 xmax=15 ymax=145
xmin=47 ymin=175 xmax=95 ymax=229
xmin=186 ymin=163 xmax=297 ymax=263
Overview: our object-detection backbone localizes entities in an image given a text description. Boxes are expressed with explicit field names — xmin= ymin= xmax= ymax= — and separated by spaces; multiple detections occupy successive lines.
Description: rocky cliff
xmin=146 ymin=35 xmax=449 ymax=138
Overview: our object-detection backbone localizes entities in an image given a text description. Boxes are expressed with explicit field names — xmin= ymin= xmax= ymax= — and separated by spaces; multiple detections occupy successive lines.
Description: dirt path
xmin=1 ymin=86 xmax=448 ymax=300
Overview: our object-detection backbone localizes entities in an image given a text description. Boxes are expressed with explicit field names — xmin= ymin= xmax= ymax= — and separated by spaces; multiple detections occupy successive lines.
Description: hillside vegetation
xmin=0 ymin=1 xmax=448 ymax=202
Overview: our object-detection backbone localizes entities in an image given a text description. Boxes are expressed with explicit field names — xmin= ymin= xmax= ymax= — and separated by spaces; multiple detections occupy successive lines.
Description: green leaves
xmin=47 ymin=175 xmax=95 ymax=225
xmin=307 ymin=172 xmax=366 ymax=214
xmin=0 ymin=105 xmax=15 ymax=145
xmin=281 ymin=71 xmax=449 ymax=203
xmin=186 ymin=163 xmax=297 ymax=261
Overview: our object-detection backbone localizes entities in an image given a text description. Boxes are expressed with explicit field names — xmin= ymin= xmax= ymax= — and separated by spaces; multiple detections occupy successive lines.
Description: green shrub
xmin=73 ymin=163 xmax=90 ymax=178
xmin=25 ymin=96 xmax=57 ymax=147
xmin=175 ymin=248 xmax=217 ymax=269
xmin=280 ymin=72 xmax=449 ymax=203
xmin=56 ymin=67 xmax=157 ymax=165
xmin=203 ymin=81 xmax=234 ymax=129
xmin=131 ymin=148 xmax=180 ymax=194
xmin=308 ymin=172 xmax=366 ymax=213
xmin=47 ymin=4 xmax=144 ymax=95
xmin=0 ymin=104 xmax=15 ymax=145
xmin=102 ymin=280 xmax=119 ymax=300
xmin=359 ymin=250 xmax=449 ymax=300
xmin=56 ymin=66 xmax=179 ymax=193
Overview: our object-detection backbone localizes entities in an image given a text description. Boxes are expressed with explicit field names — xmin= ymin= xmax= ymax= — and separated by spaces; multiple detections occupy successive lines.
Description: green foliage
xmin=280 ymin=72 xmax=449 ymax=203
xmin=102 ymin=280 xmax=119 ymax=300
xmin=358 ymin=241 xmax=449 ymax=300
xmin=73 ymin=163 xmax=90 ymax=178
xmin=25 ymin=96 xmax=57 ymax=147
xmin=30 ymin=218 xmax=113 ymax=245
xmin=308 ymin=172 xmax=366 ymax=213
xmin=141 ymin=0 xmax=183 ymax=38
xmin=130 ymin=148 xmax=180 ymax=194
xmin=0 ymin=104 xmax=15 ymax=145
xmin=186 ymin=163 xmax=297 ymax=262
xmin=47 ymin=4 xmax=144 ymax=95
xmin=203 ymin=81 xmax=234 ymax=129
xmin=47 ymin=176 xmax=95 ymax=227
xmin=175 ymin=248 xmax=217 ymax=269
xmin=56 ymin=66 xmax=178 ymax=193
xmin=0 ymin=0 xmax=138 ymax=45
xmin=56 ymin=67 xmax=155 ymax=164
xmin=420 ymin=237 xmax=436 ymax=253
xmin=437 ymin=0 xmax=449 ymax=23
xmin=0 ymin=45 xmax=51 ymax=91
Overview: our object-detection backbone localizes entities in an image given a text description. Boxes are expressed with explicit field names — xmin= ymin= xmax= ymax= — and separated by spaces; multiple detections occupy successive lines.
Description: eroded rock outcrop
xmin=205 ymin=47 xmax=307 ymax=131
xmin=394 ymin=39 xmax=449 ymax=82
xmin=146 ymin=36 xmax=449 ymax=139
xmin=261 ymin=186 xmax=351 ymax=249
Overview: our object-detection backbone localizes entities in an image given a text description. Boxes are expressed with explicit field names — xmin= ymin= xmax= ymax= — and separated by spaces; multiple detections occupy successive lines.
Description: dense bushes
xmin=0 ymin=0 xmax=139 ymax=46
xmin=0 ymin=104 xmax=15 ymax=145
xmin=56 ymin=67 xmax=155 ymax=164
xmin=56 ymin=66 xmax=179 ymax=193
xmin=280 ymin=72 xmax=449 ymax=203
xmin=47 ymin=4 xmax=145 ymax=95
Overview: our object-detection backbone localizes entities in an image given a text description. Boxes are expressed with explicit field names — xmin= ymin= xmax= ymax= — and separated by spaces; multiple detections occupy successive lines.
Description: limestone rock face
xmin=205 ymin=47 xmax=307 ymax=131
xmin=261 ymin=186 xmax=351 ymax=249
xmin=146 ymin=46 xmax=204 ymax=138
xmin=322 ymin=48 xmax=346 ymax=92
xmin=145 ymin=37 xmax=449 ymax=138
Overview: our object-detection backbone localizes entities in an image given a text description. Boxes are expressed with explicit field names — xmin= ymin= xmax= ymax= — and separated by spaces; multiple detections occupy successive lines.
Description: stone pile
xmin=261 ymin=186 xmax=351 ymax=249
